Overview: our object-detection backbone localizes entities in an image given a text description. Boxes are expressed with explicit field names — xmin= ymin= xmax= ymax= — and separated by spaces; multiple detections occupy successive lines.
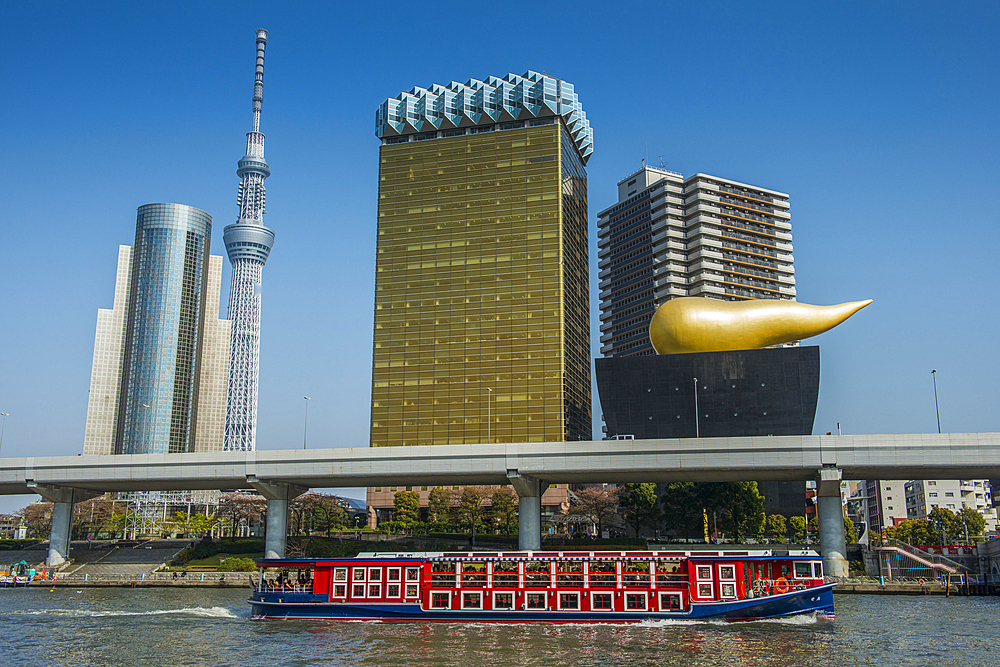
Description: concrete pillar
xmin=507 ymin=471 xmax=549 ymax=551
xmin=265 ymin=498 xmax=288 ymax=560
xmin=247 ymin=476 xmax=307 ymax=560
xmin=815 ymin=467 xmax=848 ymax=577
xmin=48 ymin=500 xmax=74 ymax=567
xmin=26 ymin=483 xmax=100 ymax=568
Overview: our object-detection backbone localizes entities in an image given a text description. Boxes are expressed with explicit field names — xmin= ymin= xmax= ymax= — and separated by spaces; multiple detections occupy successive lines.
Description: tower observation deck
xmin=223 ymin=29 xmax=274 ymax=451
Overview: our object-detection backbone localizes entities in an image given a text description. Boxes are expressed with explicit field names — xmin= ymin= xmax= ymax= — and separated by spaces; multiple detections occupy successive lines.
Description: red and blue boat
xmin=249 ymin=549 xmax=834 ymax=622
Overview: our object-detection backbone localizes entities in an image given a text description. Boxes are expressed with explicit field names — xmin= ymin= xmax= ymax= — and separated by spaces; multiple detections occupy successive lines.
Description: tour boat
xmin=249 ymin=549 xmax=834 ymax=622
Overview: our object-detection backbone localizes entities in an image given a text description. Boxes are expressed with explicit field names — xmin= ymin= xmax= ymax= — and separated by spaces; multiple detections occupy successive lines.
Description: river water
xmin=1 ymin=587 xmax=996 ymax=667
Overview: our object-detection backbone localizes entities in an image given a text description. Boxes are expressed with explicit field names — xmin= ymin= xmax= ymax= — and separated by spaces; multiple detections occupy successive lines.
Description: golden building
xmin=368 ymin=72 xmax=594 ymax=523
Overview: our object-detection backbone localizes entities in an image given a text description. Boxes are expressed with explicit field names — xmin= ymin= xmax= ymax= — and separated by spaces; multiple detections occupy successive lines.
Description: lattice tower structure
xmin=224 ymin=29 xmax=275 ymax=451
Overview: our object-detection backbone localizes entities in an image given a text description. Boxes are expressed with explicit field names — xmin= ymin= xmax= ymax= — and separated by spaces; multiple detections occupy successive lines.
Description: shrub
xmin=219 ymin=557 xmax=257 ymax=572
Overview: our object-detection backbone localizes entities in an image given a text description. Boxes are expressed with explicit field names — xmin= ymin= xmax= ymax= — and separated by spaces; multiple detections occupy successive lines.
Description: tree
xmin=393 ymin=491 xmax=421 ymax=526
xmin=489 ymin=487 xmax=518 ymax=536
xmin=659 ymin=482 xmax=704 ymax=542
xmin=844 ymin=515 xmax=858 ymax=544
xmin=715 ymin=482 xmax=765 ymax=543
xmin=789 ymin=516 xmax=806 ymax=543
xmin=457 ymin=487 xmax=485 ymax=538
xmin=927 ymin=506 xmax=958 ymax=543
xmin=618 ymin=483 xmax=659 ymax=538
xmin=72 ymin=496 xmax=117 ymax=539
xmin=428 ymin=487 xmax=454 ymax=526
xmin=955 ymin=507 xmax=985 ymax=540
xmin=570 ymin=486 xmax=620 ymax=537
xmin=288 ymin=493 xmax=320 ymax=536
xmin=313 ymin=495 xmax=348 ymax=537
xmin=17 ymin=502 xmax=53 ymax=538
xmin=218 ymin=492 xmax=267 ymax=539
xmin=766 ymin=514 xmax=787 ymax=543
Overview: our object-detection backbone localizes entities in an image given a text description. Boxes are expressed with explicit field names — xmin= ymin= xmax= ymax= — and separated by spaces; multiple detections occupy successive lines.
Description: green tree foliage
xmin=714 ymin=482 xmax=765 ymax=543
xmin=789 ymin=516 xmax=806 ymax=543
xmin=955 ymin=507 xmax=986 ymax=539
xmin=766 ymin=514 xmax=787 ymax=543
xmin=393 ymin=491 xmax=421 ymax=526
xmin=618 ymin=483 xmax=659 ymax=538
xmin=659 ymin=482 xmax=704 ymax=541
xmin=313 ymin=495 xmax=348 ymax=537
xmin=844 ymin=515 xmax=858 ymax=544
xmin=428 ymin=487 xmax=454 ymax=525
xmin=489 ymin=487 xmax=518 ymax=536
xmin=458 ymin=487 xmax=485 ymax=535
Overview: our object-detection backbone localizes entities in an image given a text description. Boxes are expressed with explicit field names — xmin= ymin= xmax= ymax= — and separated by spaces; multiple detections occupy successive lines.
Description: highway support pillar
xmin=507 ymin=471 xmax=549 ymax=551
xmin=247 ymin=476 xmax=307 ymax=559
xmin=815 ymin=467 xmax=848 ymax=577
xmin=27 ymin=482 xmax=100 ymax=567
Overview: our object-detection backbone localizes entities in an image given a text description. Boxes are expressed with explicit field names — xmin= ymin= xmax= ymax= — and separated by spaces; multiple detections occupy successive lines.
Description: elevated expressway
xmin=3 ymin=432 xmax=998 ymax=576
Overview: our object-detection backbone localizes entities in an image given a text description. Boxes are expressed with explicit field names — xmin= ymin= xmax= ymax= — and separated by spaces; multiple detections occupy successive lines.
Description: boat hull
xmin=249 ymin=583 xmax=835 ymax=623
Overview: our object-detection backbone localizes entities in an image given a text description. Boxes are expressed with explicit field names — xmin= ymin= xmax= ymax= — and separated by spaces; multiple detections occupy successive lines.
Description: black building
xmin=595 ymin=346 xmax=820 ymax=519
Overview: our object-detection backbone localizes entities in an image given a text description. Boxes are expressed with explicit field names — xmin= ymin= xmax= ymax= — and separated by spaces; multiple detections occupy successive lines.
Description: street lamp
xmin=0 ymin=413 xmax=8 ymax=454
xmin=931 ymin=370 xmax=941 ymax=434
xmin=486 ymin=388 xmax=492 ymax=444
xmin=303 ymin=397 xmax=311 ymax=449
xmin=693 ymin=378 xmax=700 ymax=438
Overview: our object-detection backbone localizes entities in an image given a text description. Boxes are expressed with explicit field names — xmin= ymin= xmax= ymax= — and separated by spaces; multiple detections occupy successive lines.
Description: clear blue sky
xmin=2 ymin=2 xmax=998 ymax=513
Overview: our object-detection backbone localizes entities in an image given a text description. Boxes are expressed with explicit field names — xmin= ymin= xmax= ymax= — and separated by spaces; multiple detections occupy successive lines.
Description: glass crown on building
xmin=375 ymin=70 xmax=593 ymax=163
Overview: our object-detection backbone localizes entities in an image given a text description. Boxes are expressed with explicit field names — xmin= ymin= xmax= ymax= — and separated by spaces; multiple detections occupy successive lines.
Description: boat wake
xmin=638 ymin=611 xmax=827 ymax=628
xmin=13 ymin=606 xmax=239 ymax=619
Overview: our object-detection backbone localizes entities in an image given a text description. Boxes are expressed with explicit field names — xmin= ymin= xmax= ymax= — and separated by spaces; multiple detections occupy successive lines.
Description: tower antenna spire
xmin=252 ymin=29 xmax=267 ymax=133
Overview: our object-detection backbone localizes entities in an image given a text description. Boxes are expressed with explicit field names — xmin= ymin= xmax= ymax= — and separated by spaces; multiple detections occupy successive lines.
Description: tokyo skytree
xmin=223 ymin=29 xmax=274 ymax=451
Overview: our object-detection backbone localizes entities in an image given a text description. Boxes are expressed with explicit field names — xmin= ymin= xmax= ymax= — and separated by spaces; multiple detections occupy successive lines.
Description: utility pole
xmin=931 ymin=370 xmax=941 ymax=433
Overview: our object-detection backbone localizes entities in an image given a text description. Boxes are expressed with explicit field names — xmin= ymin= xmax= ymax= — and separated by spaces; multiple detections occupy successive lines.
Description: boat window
xmin=461 ymin=562 xmax=487 ymax=586
xmin=333 ymin=584 xmax=347 ymax=598
xmin=719 ymin=565 xmax=736 ymax=580
xmin=405 ymin=584 xmax=418 ymax=598
xmin=334 ymin=568 xmax=348 ymax=582
xmin=720 ymin=583 xmax=737 ymax=598
xmin=558 ymin=592 xmax=580 ymax=610
xmin=623 ymin=561 xmax=650 ymax=586
xmin=431 ymin=562 xmax=455 ymax=573
xmin=494 ymin=592 xmax=514 ymax=609
xmin=431 ymin=562 xmax=455 ymax=585
xmin=406 ymin=567 xmax=420 ymax=582
xmin=626 ymin=593 xmax=647 ymax=610
xmin=431 ymin=592 xmax=450 ymax=609
xmin=592 ymin=593 xmax=612 ymax=610
xmin=387 ymin=568 xmax=401 ymax=581
xmin=589 ymin=560 xmax=616 ymax=586
xmin=526 ymin=593 xmax=546 ymax=609
xmin=780 ymin=564 xmax=790 ymax=578
xmin=696 ymin=566 xmax=712 ymax=580
xmin=352 ymin=583 xmax=365 ymax=597
xmin=493 ymin=560 xmax=518 ymax=586
xmin=353 ymin=568 xmax=366 ymax=581
xmin=368 ymin=584 xmax=381 ymax=597
xmin=387 ymin=584 xmax=401 ymax=597
xmin=659 ymin=592 xmax=682 ymax=610
xmin=656 ymin=561 xmax=684 ymax=583
xmin=794 ymin=562 xmax=812 ymax=579
xmin=813 ymin=562 xmax=823 ymax=578
xmin=698 ymin=583 xmax=713 ymax=598
xmin=368 ymin=568 xmax=382 ymax=582
xmin=461 ymin=591 xmax=482 ymax=609
xmin=525 ymin=561 xmax=550 ymax=587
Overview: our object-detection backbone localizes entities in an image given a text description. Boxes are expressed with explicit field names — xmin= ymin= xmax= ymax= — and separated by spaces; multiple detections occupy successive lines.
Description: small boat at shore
xmin=249 ymin=549 xmax=834 ymax=622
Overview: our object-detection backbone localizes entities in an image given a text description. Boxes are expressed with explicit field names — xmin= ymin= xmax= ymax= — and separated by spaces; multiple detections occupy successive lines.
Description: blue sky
xmin=2 ymin=2 xmax=998 ymax=513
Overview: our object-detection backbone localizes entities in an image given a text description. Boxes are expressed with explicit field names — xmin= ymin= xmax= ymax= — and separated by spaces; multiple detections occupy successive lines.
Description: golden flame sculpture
xmin=649 ymin=297 xmax=872 ymax=355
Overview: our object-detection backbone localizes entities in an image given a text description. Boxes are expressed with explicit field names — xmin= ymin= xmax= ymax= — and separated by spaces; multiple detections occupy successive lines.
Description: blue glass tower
xmin=115 ymin=203 xmax=214 ymax=454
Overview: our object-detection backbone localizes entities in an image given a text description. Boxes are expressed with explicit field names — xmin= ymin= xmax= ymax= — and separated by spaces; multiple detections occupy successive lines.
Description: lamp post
xmin=303 ymin=396 xmax=311 ymax=449
xmin=931 ymin=370 xmax=941 ymax=434
xmin=486 ymin=387 xmax=492 ymax=444
xmin=693 ymin=378 xmax=700 ymax=438
xmin=0 ymin=413 xmax=8 ymax=455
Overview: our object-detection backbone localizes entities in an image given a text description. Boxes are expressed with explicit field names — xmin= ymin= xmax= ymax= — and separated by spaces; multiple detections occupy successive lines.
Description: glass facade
xmin=371 ymin=122 xmax=591 ymax=446
xmin=117 ymin=203 xmax=213 ymax=454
